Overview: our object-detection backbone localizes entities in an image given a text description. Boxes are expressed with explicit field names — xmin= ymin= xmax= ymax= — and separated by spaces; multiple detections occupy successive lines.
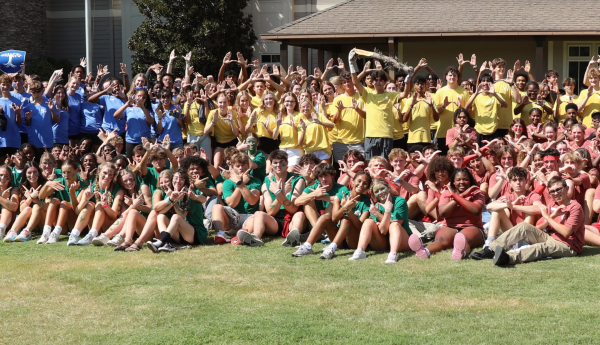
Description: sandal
xmin=124 ymin=242 xmax=142 ymax=252
xmin=114 ymin=242 xmax=131 ymax=251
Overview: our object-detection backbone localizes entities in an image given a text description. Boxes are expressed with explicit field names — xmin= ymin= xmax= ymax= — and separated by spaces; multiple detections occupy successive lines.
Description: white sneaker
xmin=47 ymin=232 xmax=60 ymax=244
xmin=37 ymin=232 xmax=51 ymax=244
xmin=348 ymin=249 xmax=367 ymax=261
xmin=67 ymin=233 xmax=79 ymax=246
xmin=319 ymin=247 xmax=335 ymax=260
xmin=92 ymin=233 xmax=109 ymax=246
xmin=281 ymin=229 xmax=300 ymax=247
xmin=385 ymin=252 xmax=398 ymax=264
xmin=107 ymin=234 xmax=124 ymax=247
xmin=291 ymin=244 xmax=313 ymax=257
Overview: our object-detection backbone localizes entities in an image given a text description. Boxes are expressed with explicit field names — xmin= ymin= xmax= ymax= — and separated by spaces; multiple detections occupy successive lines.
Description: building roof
xmin=262 ymin=0 xmax=600 ymax=40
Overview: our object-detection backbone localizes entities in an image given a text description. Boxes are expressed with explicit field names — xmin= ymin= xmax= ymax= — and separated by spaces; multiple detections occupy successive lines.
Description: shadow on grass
xmin=577 ymin=246 xmax=600 ymax=257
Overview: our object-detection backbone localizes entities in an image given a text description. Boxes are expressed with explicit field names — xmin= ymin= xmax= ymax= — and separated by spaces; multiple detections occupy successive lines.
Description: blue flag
xmin=0 ymin=50 xmax=26 ymax=74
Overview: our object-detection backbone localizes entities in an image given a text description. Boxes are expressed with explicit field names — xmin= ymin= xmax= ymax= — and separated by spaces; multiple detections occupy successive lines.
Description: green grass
xmin=2 ymin=235 xmax=600 ymax=345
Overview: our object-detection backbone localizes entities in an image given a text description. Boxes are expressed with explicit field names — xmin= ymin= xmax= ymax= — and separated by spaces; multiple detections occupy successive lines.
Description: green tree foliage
xmin=128 ymin=0 xmax=257 ymax=77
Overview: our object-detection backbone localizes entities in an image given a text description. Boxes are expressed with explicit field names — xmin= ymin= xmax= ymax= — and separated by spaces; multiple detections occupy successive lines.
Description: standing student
xmin=154 ymin=89 xmax=184 ymax=149
xmin=114 ymin=88 xmax=154 ymax=158
xmin=297 ymin=99 xmax=335 ymax=163
xmin=205 ymin=93 xmax=239 ymax=168
xmin=331 ymin=73 xmax=366 ymax=162
xmin=465 ymin=75 xmax=508 ymax=142
xmin=491 ymin=58 xmax=521 ymax=138
xmin=434 ymin=67 xmax=470 ymax=155
xmin=403 ymin=76 xmax=439 ymax=150
xmin=88 ymin=78 xmax=127 ymax=140
xmin=578 ymin=67 xmax=600 ymax=127
xmin=554 ymin=77 xmax=579 ymax=122
xmin=65 ymin=77 xmax=84 ymax=145
xmin=23 ymin=81 xmax=59 ymax=151
xmin=0 ymin=74 xmax=23 ymax=156
xmin=51 ymin=85 xmax=70 ymax=145
xmin=514 ymin=81 xmax=554 ymax=125
xmin=245 ymin=91 xmax=278 ymax=154
xmin=272 ymin=92 xmax=303 ymax=168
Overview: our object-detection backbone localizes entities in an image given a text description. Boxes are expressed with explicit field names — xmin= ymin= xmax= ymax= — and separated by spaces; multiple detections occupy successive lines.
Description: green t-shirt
xmin=250 ymin=151 xmax=266 ymax=182
xmin=336 ymin=190 xmax=371 ymax=218
xmin=200 ymin=172 xmax=217 ymax=189
xmin=222 ymin=177 xmax=262 ymax=214
xmin=370 ymin=195 xmax=410 ymax=234
xmin=89 ymin=180 xmax=122 ymax=204
xmin=11 ymin=166 xmax=22 ymax=186
xmin=264 ymin=172 xmax=303 ymax=219
xmin=52 ymin=177 xmax=88 ymax=203
xmin=215 ymin=174 xmax=225 ymax=185
xmin=183 ymin=198 xmax=207 ymax=244
xmin=142 ymin=167 xmax=161 ymax=193
xmin=303 ymin=182 xmax=349 ymax=212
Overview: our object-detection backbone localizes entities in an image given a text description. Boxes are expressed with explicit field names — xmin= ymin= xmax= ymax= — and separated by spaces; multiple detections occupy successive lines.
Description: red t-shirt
xmin=395 ymin=172 xmax=420 ymax=200
xmin=527 ymin=124 xmax=546 ymax=143
xmin=547 ymin=200 xmax=585 ymax=253
xmin=489 ymin=173 xmax=512 ymax=199
xmin=438 ymin=188 xmax=485 ymax=229
xmin=570 ymin=172 xmax=590 ymax=207
xmin=445 ymin=126 xmax=478 ymax=147
xmin=505 ymin=191 xmax=542 ymax=225
xmin=533 ymin=173 xmax=571 ymax=205
xmin=468 ymin=168 xmax=490 ymax=186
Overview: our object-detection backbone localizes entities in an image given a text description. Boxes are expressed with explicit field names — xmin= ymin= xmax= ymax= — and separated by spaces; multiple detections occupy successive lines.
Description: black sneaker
xmin=146 ymin=240 xmax=163 ymax=253
xmin=493 ymin=246 xmax=510 ymax=266
xmin=470 ymin=247 xmax=495 ymax=260
xmin=158 ymin=242 xmax=176 ymax=253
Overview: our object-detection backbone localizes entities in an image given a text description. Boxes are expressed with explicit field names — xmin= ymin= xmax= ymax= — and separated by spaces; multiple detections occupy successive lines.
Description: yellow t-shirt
xmin=321 ymin=103 xmax=338 ymax=144
xmin=494 ymin=81 xmax=513 ymax=129
xmin=206 ymin=109 xmax=238 ymax=143
xmin=183 ymin=102 xmax=205 ymax=136
xmin=361 ymin=90 xmax=399 ymax=138
xmin=553 ymin=94 xmax=579 ymax=123
xmin=433 ymin=86 xmax=470 ymax=138
xmin=472 ymin=93 xmax=503 ymax=135
xmin=405 ymin=98 xmax=433 ymax=144
xmin=298 ymin=112 xmax=333 ymax=155
xmin=578 ymin=89 xmax=600 ymax=127
xmin=512 ymin=90 xmax=527 ymax=119
xmin=277 ymin=112 xmax=302 ymax=149
xmin=249 ymin=94 xmax=262 ymax=108
xmin=249 ymin=109 xmax=277 ymax=139
xmin=392 ymin=105 xmax=404 ymax=140
xmin=517 ymin=101 xmax=551 ymax=126
xmin=332 ymin=93 xmax=365 ymax=145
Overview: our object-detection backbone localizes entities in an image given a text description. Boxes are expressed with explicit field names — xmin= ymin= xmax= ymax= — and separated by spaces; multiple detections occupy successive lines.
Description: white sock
xmin=43 ymin=225 xmax=52 ymax=235
xmin=71 ymin=228 xmax=80 ymax=237
xmin=425 ymin=248 xmax=431 ymax=256
xmin=356 ymin=248 xmax=365 ymax=255
xmin=389 ymin=251 xmax=397 ymax=256
xmin=304 ymin=242 xmax=312 ymax=250
xmin=53 ymin=226 xmax=63 ymax=235
xmin=89 ymin=229 xmax=98 ymax=238
xmin=0 ymin=223 xmax=7 ymax=231
xmin=216 ymin=230 xmax=225 ymax=236
xmin=328 ymin=243 xmax=338 ymax=251
xmin=485 ymin=236 xmax=495 ymax=246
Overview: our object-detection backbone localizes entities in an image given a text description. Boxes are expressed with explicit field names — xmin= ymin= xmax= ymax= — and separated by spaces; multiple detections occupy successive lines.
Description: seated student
xmin=506 ymin=118 xmax=527 ymax=144
xmin=560 ymin=151 xmax=593 ymax=224
xmin=464 ymin=75 xmax=508 ymax=142
xmin=537 ymin=121 xmax=561 ymax=150
xmin=209 ymin=146 xmax=239 ymax=199
xmin=213 ymin=153 xmax=262 ymax=244
xmin=146 ymin=169 xmax=208 ymax=253
xmin=532 ymin=149 xmax=574 ymax=205
xmin=387 ymin=148 xmax=422 ymax=219
xmin=180 ymin=155 xmax=219 ymax=231
xmin=402 ymin=76 xmax=439 ymax=150
xmin=473 ymin=176 xmax=584 ymax=265
xmin=483 ymin=167 xmax=542 ymax=248
xmin=569 ymin=124 xmax=596 ymax=156
xmin=236 ymin=150 xmax=305 ymax=247
xmin=446 ymin=108 xmax=477 ymax=151
xmin=236 ymin=133 xmax=267 ymax=182
xmin=37 ymin=160 xmax=94 ymax=244
xmin=292 ymin=153 xmax=320 ymax=189
xmin=409 ymin=168 xmax=485 ymax=260
xmin=3 ymin=162 xmax=47 ymax=242
xmin=348 ymin=178 xmax=410 ymax=264
xmin=289 ymin=163 xmax=349 ymax=249
xmin=337 ymin=149 xmax=366 ymax=190
xmin=488 ymin=146 xmax=517 ymax=200
xmin=138 ymin=138 xmax=179 ymax=193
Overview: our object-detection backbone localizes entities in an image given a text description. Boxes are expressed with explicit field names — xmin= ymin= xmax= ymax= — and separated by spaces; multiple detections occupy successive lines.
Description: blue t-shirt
xmin=10 ymin=91 xmax=30 ymax=133
xmin=0 ymin=96 xmax=23 ymax=148
xmin=52 ymin=106 xmax=70 ymax=144
xmin=154 ymin=105 xmax=183 ymax=146
xmin=99 ymin=95 xmax=126 ymax=135
xmin=67 ymin=93 xmax=83 ymax=136
xmin=76 ymin=84 xmax=87 ymax=100
xmin=80 ymin=102 xmax=103 ymax=133
xmin=125 ymin=107 xmax=152 ymax=144
xmin=24 ymin=99 xmax=55 ymax=148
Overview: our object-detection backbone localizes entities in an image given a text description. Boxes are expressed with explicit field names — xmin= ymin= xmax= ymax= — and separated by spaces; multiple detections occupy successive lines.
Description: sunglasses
xmin=548 ymin=186 xmax=564 ymax=195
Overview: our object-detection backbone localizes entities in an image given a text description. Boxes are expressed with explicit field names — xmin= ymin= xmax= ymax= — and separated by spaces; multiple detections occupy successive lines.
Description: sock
xmin=89 ymin=229 xmax=98 ymax=238
xmin=389 ymin=251 xmax=397 ymax=256
xmin=71 ymin=228 xmax=80 ymax=237
xmin=425 ymin=248 xmax=431 ymax=256
xmin=216 ymin=230 xmax=225 ymax=236
xmin=329 ymin=243 xmax=338 ymax=251
xmin=43 ymin=225 xmax=52 ymax=235
xmin=53 ymin=226 xmax=63 ymax=236
xmin=160 ymin=231 xmax=171 ymax=243
xmin=485 ymin=236 xmax=495 ymax=246
xmin=304 ymin=242 xmax=312 ymax=250
xmin=0 ymin=223 xmax=7 ymax=231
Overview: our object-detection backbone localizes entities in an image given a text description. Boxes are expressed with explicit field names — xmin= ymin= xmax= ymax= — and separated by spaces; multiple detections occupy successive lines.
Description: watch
xmin=236 ymin=180 xmax=243 ymax=186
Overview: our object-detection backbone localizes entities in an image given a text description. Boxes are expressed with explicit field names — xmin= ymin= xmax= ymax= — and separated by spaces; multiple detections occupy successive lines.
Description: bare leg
xmin=305 ymin=214 xmax=337 ymax=245
xmin=331 ymin=218 xmax=360 ymax=249
xmin=211 ymin=204 xmax=231 ymax=232
xmin=388 ymin=222 xmax=410 ymax=253
xmin=10 ymin=207 xmax=32 ymax=231
xmin=585 ymin=188 xmax=595 ymax=225
xmin=585 ymin=225 xmax=600 ymax=246
xmin=458 ymin=227 xmax=484 ymax=255
xmin=25 ymin=204 xmax=45 ymax=231
xmin=245 ymin=212 xmax=279 ymax=238
xmin=91 ymin=204 xmax=106 ymax=231
xmin=0 ymin=208 xmax=14 ymax=229
xmin=288 ymin=212 xmax=306 ymax=233
xmin=213 ymin=147 xmax=225 ymax=169
xmin=164 ymin=214 xmax=196 ymax=243
xmin=488 ymin=210 xmax=514 ymax=238
xmin=425 ymin=227 xmax=457 ymax=255
xmin=44 ymin=198 xmax=60 ymax=227
xmin=73 ymin=203 xmax=94 ymax=231
xmin=356 ymin=219 xmax=389 ymax=251
xmin=407 ymin=194 xmax=420 ymax=219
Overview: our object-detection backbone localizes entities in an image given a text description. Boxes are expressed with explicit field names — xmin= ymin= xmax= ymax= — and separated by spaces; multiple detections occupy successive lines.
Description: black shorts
xmin=258 ymin=137 xmax=280 ymax=154
xmin=80 ymin=132 xmax=103 ymax=146
xmin=393 ymin=137 xmax=407 ymax=150
xmin=275 ymin=217 xmax=285 ymax=236
xmin=364 ymin=137 xmax=393 ymax=160
xmin=215 ymin=138 xmax=238 ymax=149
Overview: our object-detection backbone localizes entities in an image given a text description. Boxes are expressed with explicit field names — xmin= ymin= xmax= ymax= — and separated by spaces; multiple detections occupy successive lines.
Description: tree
xmin=128 ymin=0 xmax=257 ymax=78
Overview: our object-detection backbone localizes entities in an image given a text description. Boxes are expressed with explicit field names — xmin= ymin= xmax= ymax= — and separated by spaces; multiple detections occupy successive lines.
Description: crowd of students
xmin=0 ymin=49 xmax=599 ymax=267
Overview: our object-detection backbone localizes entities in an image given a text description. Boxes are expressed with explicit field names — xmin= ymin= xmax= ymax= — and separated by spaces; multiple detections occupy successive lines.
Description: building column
xmin=388 ymin=37 xmax=397 ymax=79
xmin=534 ymin=36 xmax=546 ymax=81
xmin=301 ymin=46 xmax=308 ymax=70
xmin=280 ymin=40 xmax=289 ymax=69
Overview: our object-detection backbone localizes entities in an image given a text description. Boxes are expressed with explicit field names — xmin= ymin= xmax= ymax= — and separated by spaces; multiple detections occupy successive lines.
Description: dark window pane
xmin=577 ymin=61 xmax=588 ymax=94
xmin=272 ymin=55 xmax=280 ymax=63
xmin=569 ymin=46 xmax=579 ymax=57
xmin=261 ymin=55 xmax=271 ymax=63
xmin=597 ymin=46 xmax=600 ymax=56
xmin=581 ymin=46 xmax=590 ymax=57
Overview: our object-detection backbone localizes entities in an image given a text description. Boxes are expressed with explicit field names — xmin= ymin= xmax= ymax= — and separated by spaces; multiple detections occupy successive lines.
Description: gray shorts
xmin=204 ymin=204 xmax=246 ymax=231
xmin=364 ymin=137 xmax=393 ymax=160
xmin=332 ymin=142 xmax=365 ymax=163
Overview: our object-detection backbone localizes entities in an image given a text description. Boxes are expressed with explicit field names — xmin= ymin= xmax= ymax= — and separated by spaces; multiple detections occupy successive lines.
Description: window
xmin=565 ymin=43 xmax=600 ymax=94
xmin=261 ymin=54 xmax=280 ymax=67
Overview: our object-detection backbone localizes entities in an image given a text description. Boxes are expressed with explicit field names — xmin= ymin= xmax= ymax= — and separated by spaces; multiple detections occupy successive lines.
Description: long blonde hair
xmin=93 ymin=162 xmax=117 ymax=206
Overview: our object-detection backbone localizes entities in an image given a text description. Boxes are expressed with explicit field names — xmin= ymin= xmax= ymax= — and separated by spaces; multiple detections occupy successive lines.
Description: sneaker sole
xmin=214 ymin=235 xmax=229 ymax=244
xmin=408 ymin=234 xmax=429 ymax=259
xmin=493 ymin=246 xmax=508 ymax=266
xmin=92 ymin=239 xmax=106 ymax=246
xmin=451 ymin=233 xmax=466 ymax=260
xmin=282 ymin=229 xmax=300 ymax=247
xmin=147 ymin=242 xmax=160 ymax=254
xmin=319 ymin=252 xmax=335 ymax=260
xmin=238 ymin=231 xmax=263 ymax=247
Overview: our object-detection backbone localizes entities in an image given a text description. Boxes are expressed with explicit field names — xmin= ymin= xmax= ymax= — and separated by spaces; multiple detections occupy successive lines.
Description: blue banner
xmin=0 ymin=50 xmax=26 ymax=74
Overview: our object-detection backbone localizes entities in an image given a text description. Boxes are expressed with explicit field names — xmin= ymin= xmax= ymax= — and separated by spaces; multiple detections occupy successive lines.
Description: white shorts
xmin=311 ymin=149 xmax=331 ymax=160
xmin=281 ymin=148 xmax=303 ymax=166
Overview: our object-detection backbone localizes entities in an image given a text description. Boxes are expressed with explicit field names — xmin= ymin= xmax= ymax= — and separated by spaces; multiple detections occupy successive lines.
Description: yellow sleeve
xmin=206 ymin=110 xmax=215 ymax=136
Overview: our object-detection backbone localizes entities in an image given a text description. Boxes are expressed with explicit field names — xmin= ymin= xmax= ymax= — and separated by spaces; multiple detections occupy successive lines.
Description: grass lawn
xmin=1 ymin=234 xmax=600 ymax=345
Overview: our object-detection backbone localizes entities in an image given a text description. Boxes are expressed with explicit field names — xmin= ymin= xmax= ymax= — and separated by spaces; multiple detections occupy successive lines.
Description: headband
xmin=543 ymin=155 xmax=560 ymax=162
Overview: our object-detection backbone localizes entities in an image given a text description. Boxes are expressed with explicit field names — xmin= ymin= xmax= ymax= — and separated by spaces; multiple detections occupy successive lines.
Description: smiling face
xmin=346 ymin=154 xmax=362 ymax=171
xmin=449 ymin=155 xmax=463 ymax=169
xmin=533 ymin=153 xmax=544 ymax=169
xmin=283 ymin=96 xmax=296 ymax=112
xmin=456 ymin=112 xmax=468 ymax=126
xmin=372 ymin=182 xmax=390 ymax=203
xmin=322 ymin=84 xmax=335 ymax=100
xmin=22 ymin=147 xmax=35 ymax=162
xmin=548 ymin=181 xmax=567 ymax=204
xmin=511 ymin=123 xmax=524 ymax=136
xmin=262 ymin=93 xmax=275 ymax=110
xmin=300 ymin=101 xmax=312 ymax=115
xmin=254 ymin=81 xmax=265 ymax=95
xmin=121 ymin=172 xmax=136 ymax=191
xmin=544 ymin=126 xmax=556 ymax=140
xmin=468 ymin=157 xmax=483 ymax=172
xmin=390 ymin=157 xmax=406 ymax=172
xmin=317 ymin=173 xmax=333 ymax=190
xmin=446 ymin=71 xmax=458 ymax=85
xmin=516 ymin=76 xmax=527 ymax=91
xmin=159 ymin=176 xmax=171 ymax=191
xmin=61 ymin=164 xmax=78 ymax=181
xmin=68 ymin=78 xmax=81 ymax=93
xmin=529 ymin=110 xmax=542 ymax=125
xmin=500 ymin=153 xmax=514 ymax=169
xmin=453 ymin=171 xmax=471 ymax=193
xmin=526 ymin=84 xmax=539 ymax=99
xmin=353 ymin=174 xmax=369 ymax=194
xmin=82 ymin=154 xmax=96 ymax=172
xmin=40 ymin=156 xmax=55 ymax=172
xmin=135 ymin=76 xmax=146 ymax=88
xmin=271 ymin=158 xmax=287 ymax=175
xmin=99 ymin=166 xmax=115 ymax=185
xmin=543 ymin=156 xmax=559 ymax=172
xmin=0 ymin=168 xmax=11 ymax=187
xmin=572 ymin=126 xmax=584 ymax=143
xmin=187 ymin=164 xmax=204 ymax=180
xmin=172 ymin=172 xmax=186 ymax=191
xmin=25 ymin=166 xmax=39 ymax=184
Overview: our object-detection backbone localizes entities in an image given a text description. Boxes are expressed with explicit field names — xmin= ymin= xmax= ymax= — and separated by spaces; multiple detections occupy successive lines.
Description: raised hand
xmin=80 ymin=57 xmax=88 ymax=68
xmin=169 ymin=49 xmax=177 ymax=62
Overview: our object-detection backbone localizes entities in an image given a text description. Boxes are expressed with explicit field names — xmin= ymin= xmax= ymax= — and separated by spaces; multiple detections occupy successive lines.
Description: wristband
xmin=274 ymin=189 xmax=282 ymax=195
xmin=165 ymin=196 xmax=173 ymax=205
xmin=102 ymin=204 xmax=109 ymax=209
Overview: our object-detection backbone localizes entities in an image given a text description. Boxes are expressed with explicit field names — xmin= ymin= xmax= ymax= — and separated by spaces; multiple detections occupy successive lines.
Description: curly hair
xmin=427 ymin=157 xmax=455 ymax=182
xmin=312 ymin=163 xmax=336 ymax=180
xmin=298 ymin=153 xmax=320 ymax=167
xmin=180 ymin=156 xmax=209 ymax=174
